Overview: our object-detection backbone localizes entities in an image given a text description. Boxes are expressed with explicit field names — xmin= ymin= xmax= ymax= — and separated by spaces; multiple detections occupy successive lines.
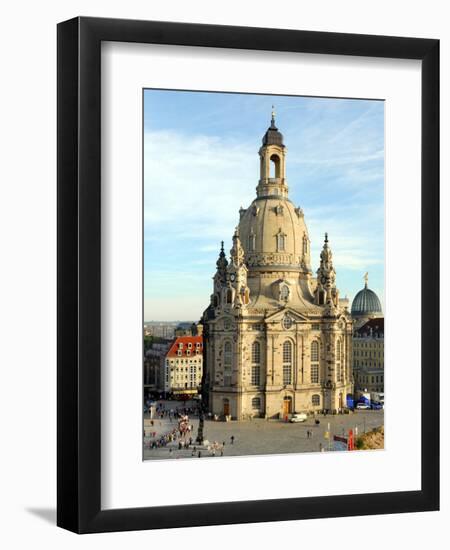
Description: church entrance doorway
xmin=223 ymin=398 xmax=230 ymax=416
xmin=283 ymin=396 xmax=292 ymax=416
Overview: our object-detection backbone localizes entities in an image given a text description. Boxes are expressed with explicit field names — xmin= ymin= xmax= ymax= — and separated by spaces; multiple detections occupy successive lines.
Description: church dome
xmin=236 ymin=112 xmax=310 ymax=273
xmin=238 ymin=197 xmax=310 ymax=271
xmin=351 ymin=279 xmax=382 ymax=317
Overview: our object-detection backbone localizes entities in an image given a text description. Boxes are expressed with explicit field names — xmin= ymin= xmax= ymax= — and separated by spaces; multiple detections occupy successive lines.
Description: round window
xmin=282 ymin=316 xmax=293 ymax=330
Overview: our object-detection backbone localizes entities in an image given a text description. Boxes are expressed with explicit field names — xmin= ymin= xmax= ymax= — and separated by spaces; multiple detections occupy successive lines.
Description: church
xmin=202 ymin=113 xmax=354 ymax=420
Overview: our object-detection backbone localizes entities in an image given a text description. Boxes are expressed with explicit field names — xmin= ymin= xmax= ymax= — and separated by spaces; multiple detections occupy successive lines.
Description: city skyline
xmin=144 ymin=90 xmax=384 ymax=321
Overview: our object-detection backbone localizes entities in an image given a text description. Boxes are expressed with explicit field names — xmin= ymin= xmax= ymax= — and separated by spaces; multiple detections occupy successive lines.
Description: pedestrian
xmin=198 ymin=451 xmax=202 ymax=458
xmin=221 ymin=449 xmax=224 ymax=457
xmin=230 ymin=435 xmax=235 ymax=444
xmin=222 ymin=441 xmax=226 ymax=447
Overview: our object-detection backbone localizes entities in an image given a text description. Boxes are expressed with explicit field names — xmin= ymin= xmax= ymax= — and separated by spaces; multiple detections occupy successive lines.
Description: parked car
xmin=371 ymin=402 xmax=384 ymax=410
xmin=356 ymin=402 xmax=370 ymax=410
xmin=290 ymin=413 xmax=308 ymax=423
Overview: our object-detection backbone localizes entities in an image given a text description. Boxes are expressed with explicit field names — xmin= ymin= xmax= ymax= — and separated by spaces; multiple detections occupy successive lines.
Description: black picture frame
xmin=57 ymin=16 xmax=439 ymax=534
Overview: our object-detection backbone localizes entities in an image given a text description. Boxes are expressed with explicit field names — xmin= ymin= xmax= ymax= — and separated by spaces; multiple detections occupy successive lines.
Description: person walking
xmin=230 ymin=435 xmax=235 ymax=445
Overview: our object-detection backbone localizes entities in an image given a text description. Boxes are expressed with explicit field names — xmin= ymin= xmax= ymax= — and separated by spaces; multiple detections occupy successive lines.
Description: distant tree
xmin=143 ymin=335 xmax=153 ymax=351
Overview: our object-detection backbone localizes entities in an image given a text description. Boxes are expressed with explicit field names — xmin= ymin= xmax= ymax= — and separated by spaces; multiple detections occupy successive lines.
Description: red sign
xmin=348 ymin=429 xmax=354 ymax=451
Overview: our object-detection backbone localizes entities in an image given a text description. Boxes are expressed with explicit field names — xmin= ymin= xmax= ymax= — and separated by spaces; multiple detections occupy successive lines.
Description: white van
xmin=290 ymin=413 xmax=308 ymax=423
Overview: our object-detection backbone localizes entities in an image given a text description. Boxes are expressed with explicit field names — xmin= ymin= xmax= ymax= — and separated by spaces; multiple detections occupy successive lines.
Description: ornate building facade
xmin=351 ymin=276 xmax=384 ymax=395
xmin=202 ymin=114 xmax=353 ymax=419
xmin=353 ymin=317 xmax=384 ymax=395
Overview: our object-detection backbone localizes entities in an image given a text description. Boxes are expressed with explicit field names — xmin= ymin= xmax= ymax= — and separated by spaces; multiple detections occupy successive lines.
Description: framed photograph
xmin=57 ymin=17 xmax=439 ymax=533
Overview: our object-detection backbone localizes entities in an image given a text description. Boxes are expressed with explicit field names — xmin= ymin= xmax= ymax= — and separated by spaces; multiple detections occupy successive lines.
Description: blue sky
xmin=143 ymin=90 xmax=384 ymax=321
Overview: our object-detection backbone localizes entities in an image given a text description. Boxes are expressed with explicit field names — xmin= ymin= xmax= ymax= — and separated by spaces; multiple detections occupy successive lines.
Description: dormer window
xmin=280 ymin=285 xmax=290 ymax=302
xmin=276 ymin=230 xmax=286 ymax=251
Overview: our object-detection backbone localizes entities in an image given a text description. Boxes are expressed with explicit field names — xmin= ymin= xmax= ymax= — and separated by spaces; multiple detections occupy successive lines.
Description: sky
xmin=143 ymin=90 xmax=384 ymax=321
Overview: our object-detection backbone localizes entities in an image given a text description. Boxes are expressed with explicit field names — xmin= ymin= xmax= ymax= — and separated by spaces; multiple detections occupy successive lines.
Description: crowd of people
xmin=144 ymin=405 xmax=197 ymax=453
xmin=144 ymin=402 xmax=237 ymax=458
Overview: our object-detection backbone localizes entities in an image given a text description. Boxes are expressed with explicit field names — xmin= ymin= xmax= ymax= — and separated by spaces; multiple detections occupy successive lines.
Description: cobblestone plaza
xmin=144 ymin=407 xmax=384 ymax=460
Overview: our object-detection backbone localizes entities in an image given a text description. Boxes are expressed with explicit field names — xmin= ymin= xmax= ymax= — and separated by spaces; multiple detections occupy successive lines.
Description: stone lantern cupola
xmin=257 ymin=108 xmax=288 ymax=199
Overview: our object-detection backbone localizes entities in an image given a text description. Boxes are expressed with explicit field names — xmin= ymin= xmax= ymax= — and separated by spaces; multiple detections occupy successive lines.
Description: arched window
xmin=318 ymin=290 xmax=325 ymax=305
xmin=277 ymin=232 xmax=286 ymax=252
xmin=251 ymin=341 xmax=260 ymax=363
xmin=336 ymin=339 xmax=342 ymax=382
xmin=312 ymin=394 xmax=320 ymax=406
xmin=226 ymin=288 xmax=233 ymax=304
xmin=270 ymin=154 xmax=281 ymax=178
xmin=282 ymin=341 xmax=292 ymax=385
xmin=251 ymin=341 xmax=261 ymax=386
xmin=224 ymin=341 xmax=232 ymax=367
xmin=310 ymin=340 xmax=319 ymax=384
xmin=224 ymin=341 xmax=232 ymax=387
xmin=251 ymin=397 xmax=261 ymax=410
xmin=248 ymin=233 xmax=256 ymax=252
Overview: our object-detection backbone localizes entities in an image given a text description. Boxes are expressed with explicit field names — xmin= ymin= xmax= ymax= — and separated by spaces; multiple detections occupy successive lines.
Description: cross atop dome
xmin=271 ymin=105 xmax=276 ymax=128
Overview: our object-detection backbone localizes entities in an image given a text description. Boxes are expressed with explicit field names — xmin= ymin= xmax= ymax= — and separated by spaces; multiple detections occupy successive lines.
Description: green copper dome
xmin=351 ymin=278 xmax=382 ymax=317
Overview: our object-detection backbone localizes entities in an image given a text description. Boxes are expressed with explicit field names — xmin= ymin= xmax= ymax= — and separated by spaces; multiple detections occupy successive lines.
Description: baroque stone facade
xmin=353 ymin=317 xmax=384 ymax=394
xmin=202 ymin=113 xmax=353 ymax=420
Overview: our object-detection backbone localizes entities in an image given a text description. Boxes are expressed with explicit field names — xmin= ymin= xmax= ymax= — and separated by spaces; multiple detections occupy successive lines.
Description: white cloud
xmin=144 ymin=130 xmax=256 ymax=245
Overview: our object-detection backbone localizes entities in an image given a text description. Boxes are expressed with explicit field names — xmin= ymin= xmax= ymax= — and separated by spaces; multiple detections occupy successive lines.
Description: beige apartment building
xmin=164 ymin=335 xmax=203 ymax=396
xmin=353 ymin=317 xmax=384 ymax=394
xmin=202 ymin=113 xmax=353 ymax=420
